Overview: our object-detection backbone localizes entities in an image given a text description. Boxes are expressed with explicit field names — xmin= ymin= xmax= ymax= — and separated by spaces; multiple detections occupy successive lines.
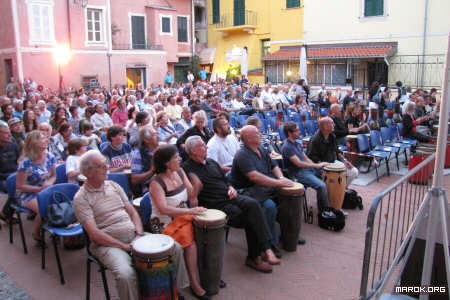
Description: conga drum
xmin=278 ymin=182 xmax=305 ymax=252
xmin=345 ymin=135 xmax=359 ymax=164
xmin=131 ymin=234 xmax=178 ymax=300
xmin=408 ymin=149 xmax=434 ymax=185
xmin=194 ymin=209 xmax=227 ymax=296
xmin=322 ymin=163 xmax=347 ymax=211
xmin=133 ymin=197 xmax=143 ymax=220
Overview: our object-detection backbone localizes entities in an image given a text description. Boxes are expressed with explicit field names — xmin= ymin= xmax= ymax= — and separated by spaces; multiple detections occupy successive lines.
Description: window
xmin=212 ymin=0 xmax=220 ymax=24
xmin=161 ymin=16 xmax=171 ymax=34
xmin=177 ymin=16 xmax=188 ymax=43
xmin=364 ymin=0 xmax=383 ymax=17
xmin=233 ymin=0 xmax=245 ymax=26
xmin=286 ymin=0 xmax=300 ymax=9
xmin=131 ymin=15 xmax=146 ymax=49
xmin=307 ymin=62 xmax=346 ymax=86
xmin=27 ymin=0 xmax=55 ymax=44
xmin=261 ymin=39 xmax=270 ymax=57
xmin=86 ymin=9 xmax=104 ymax=42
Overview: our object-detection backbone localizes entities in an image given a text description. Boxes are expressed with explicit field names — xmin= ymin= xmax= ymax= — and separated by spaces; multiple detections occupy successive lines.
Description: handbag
xmin=342 ymin=189 xmax=364 ymax=210
xmin=318 ymin=207 xmax=345 ymax=232
xmin=47 ymin=191 xmax=77 ymax=227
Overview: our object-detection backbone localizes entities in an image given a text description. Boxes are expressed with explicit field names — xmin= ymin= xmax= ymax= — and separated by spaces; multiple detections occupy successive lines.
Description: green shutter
xmin=365 ymin=0 xmax=383 ymax=17
xmin=286 ymin=0 xmax=300 ymax=9
xmin=212 ymin=0 xmax=220 ymax=24
xmin=233 ymin=0 xmax=245 ymax=26
xmin=177 ymin=16 xmax=188 ymax=43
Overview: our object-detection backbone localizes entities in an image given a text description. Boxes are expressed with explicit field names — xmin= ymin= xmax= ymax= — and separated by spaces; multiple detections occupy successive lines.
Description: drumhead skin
xmin=133 ymin=197 xmax=142 ymax=207
xmin=324 ymin=162 xmax=346 ymax=172
xmin=280 ymin=182 xmax=305 ymax=196
xmin=346 ymin=135 xmax=358 ymax=139
xmin=194 ymin=209 xmax=226 ymax=227
xmin=132 ymin=234 xmax=174 ymax=256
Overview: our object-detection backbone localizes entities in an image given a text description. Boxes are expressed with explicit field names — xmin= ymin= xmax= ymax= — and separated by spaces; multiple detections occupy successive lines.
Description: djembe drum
xmin=131 ymin=234 xmax=178 ymax=300
xmin=278 ymin=182 xmax=305 ymax=252
xmin=322 ymin=162 xmax=347 ymax=211
xmin=193 ymin=209 xmax=227 ymax=296
xmin=345 ymin=135 xmax=359 ymax=164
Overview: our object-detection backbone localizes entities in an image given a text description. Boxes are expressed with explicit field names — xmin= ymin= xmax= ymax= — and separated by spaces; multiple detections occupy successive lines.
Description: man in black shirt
xmin=342 ymin=89 xmax=355 ymax=112
xmin=183 ymin=135 xmax=278 ymax=273
xmin=230 ymin=125 xmax=294 ymax=258
xmin=307 ymin=117 xmax=359 ymax=186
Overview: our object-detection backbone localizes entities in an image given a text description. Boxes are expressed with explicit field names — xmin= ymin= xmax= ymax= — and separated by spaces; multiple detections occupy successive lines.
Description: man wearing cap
xmin=8 ymin=118 xmax=25 ymax=153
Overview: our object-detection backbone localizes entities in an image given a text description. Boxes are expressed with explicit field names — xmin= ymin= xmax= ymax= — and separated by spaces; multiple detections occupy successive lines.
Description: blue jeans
xmin=262 ymin=199 xmax=278 ymax=245
xmin=295 ymin=168 xmax=330 ymax=212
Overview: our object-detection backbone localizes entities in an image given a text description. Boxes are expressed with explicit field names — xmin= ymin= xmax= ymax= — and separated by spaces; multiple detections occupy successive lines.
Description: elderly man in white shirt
xmin=207 ymin=117 xmax=240 ymax=173
xmin=91 ymin=103 xmax=113 ymax=132
xmin=260 ymin=84 xmax=274 ymax=109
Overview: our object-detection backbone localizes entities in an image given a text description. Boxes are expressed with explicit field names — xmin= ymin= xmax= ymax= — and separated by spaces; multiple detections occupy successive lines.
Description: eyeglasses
xmin=91 ymin=163 xmax=108 ymax=170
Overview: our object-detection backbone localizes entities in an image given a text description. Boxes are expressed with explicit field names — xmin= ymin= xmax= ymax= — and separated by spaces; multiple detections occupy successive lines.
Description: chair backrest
xmin=396 ymin=123 xmax=404 ymax=138
xmin=319 ymin=108 xmax=328 ymax=116
xmin=259 ymin=118 xmax=268 ymax=132
xmin=357 ymin=134 xmax=370 ymax=153
xmin=264 ymin=111 xmax=275 ymax=119
xmin=6 ymin=173 xmax=16 ymax=199
xmin=370 ymin=130 xmax=382 ymax=148
xmin=278 ymin=125 xmax=286 ymax=140
xmin=297 ymin=121 xmax=306 ymax=137
xmin=37 ymin=183 xmax=80 ymax=218
xmin=55 ymin=163 xmax=68 ymax=184
xmin=139 ymin=192 xmax=152 ymax=226
xmin=107 ymin=172 xmax=131 ymax=196
xmin=238 ymin=115 xmax=248 ymax=127
xmin=100 ymin=132 xmax=107 ymax=143
xmin=390 ymin=125 xmax=399 ymax=140
xmin=386 ymin=101 xmax=394 ymax=110
xmin=305 ymin=120 xmax=317 ymax=135
xmin=380 ymin=127 xmax=391 ymax=143
xmin=100 ymin=141 xmax=110 ymax=151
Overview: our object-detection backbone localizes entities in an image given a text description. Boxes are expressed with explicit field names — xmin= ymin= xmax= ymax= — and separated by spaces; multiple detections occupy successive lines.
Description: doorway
xmin=367 ymin=61 xmax=388 ymax=86
xmin=126 ymin=68 xmax=146 ymax=90
xmin=4 ymin=59 xmax=13 ymax=85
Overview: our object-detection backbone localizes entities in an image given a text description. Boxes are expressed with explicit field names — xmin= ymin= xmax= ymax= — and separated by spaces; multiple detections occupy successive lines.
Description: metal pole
xmin=420 ymin=30 xmax=450 ymax=296
xmin=420 ymin=0 xmax=429 ymax=88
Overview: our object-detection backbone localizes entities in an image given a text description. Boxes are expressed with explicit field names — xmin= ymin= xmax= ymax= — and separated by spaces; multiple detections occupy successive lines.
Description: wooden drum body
xmin=278 ymin=182 xmax=304 ymax=252
xmin=131 ymin=234 xmax=178 ymax=300
xmin=322 ymin=164 xmax=347 ymax=211
xmin=193 ymin=209 xmax=227 ymax=296
xmin=345 ymin=135 xmax=359 ymax=164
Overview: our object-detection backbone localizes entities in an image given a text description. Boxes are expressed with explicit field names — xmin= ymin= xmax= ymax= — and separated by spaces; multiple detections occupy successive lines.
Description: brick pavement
xmin=0 ymin=173 xmax=448 ymax=300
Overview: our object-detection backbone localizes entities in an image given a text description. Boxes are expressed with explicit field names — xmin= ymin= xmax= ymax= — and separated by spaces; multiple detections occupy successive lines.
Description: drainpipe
xmin=10 ymin=0 xmax=23 ymax=83
xmin=66 ymin=0 xmax=72 ymax=48
xmin=191 ymin=0 xmax=195 ymax=57
xmin=106 ymin=0 xmax=113 ymax=90
xmin=383 ymin=55 xmax=390 ymax=67
xmin=421 ymin=0 xmax=429 ymax=88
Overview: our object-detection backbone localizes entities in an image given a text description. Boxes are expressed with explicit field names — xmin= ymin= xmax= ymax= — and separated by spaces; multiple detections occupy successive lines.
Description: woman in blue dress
xmin=16 ymin=130 xmax=56 ymax=242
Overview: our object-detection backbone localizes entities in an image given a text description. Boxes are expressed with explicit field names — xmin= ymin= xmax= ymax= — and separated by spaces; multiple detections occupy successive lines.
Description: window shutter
xmin=177 ymin=17 xmax=188 ymax=43
xmin=365 ymin=0 xmax=383 ymax=17
xmin=233 ymin=0 xmax=245 ymax=26
xmin=286 ymin=0 xmax=300 ymax=9
xmin=162 ymin=17 xmax=171 ymax=33
xmin=131 ymin=16 xmax=146 ymax=49
xmin=212 ymin=0 xmax=220 ymax=24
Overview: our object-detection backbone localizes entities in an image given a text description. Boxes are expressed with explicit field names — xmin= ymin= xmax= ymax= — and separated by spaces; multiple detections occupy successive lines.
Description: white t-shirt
xmin=207 ymin=134 xmax=240 ymax=167
xmin=66 ymin=155 xmax=81 ymax=184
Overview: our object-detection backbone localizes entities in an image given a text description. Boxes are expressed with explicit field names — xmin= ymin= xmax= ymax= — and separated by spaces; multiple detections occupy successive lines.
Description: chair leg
xmin=385 ymin=158 xmax=391 ymax=176
xmin=41 ymin=229 xmax=46 ymax=269
xmin=9 ymin=212 xmax=13 ymax=244
xmin=16 ymin=212 xmax=28 ymax=254
xmin=100 ymin=267 xmax=111 ymax=300
xmin=395 ymin=153 xmax=400 ymax=171
xmin=86 ymin=259 xmax=91 ymax=300
xmin=374 ymin=161 xmax=379 ymax=182
xmin=52 ymin=235 xmax=65 ymax=285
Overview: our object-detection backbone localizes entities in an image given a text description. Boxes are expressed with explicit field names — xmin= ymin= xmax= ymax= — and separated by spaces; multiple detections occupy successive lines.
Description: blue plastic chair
xmin=6 ymin=173 xmax=32 ymax=254
xmin=319 ymin=108 xmax=328 ymax=117
xmin=100 ymin=132 xmax=107 ymax=143
xmin=139 ymin=192 xmax=152 ymax=230
xmin=387 ymin=125 xmax=410 ymax=163
xmin=277 ymin=125 xmax=286 ymax=140
xmin=55 ymin=163 xmax=68 ymax=184
xmin=371 ymin=130 xmax=399 ymax=171
xmin=264 ymin=110 xmax=275 ymax=119
xmin=107 ymin=172 xmax=131 ymax=197
xmin=396 ymin=123 xmax=417 ymax=145
xmin=229 ymin=115 xmax=237 ymax=128
xmin=357 ymin=134 xmax=389 ymax=180
xmin=305 ymin=120 xmax=318 ymax=136
xmin=297 ymin=121 xmax=307 ymax=137
xmin=100 ymin=141 xmax=110 ymax=151
xmin=37 ymin=184 xmax=82 ymax=285
xmin=259 ymin=118 xmax=268 ymax=132
xmin=237 ymin=115 xmax=249 ymax=128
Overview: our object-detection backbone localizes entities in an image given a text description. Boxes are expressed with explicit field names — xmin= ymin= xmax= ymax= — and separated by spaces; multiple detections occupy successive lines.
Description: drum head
xmin=195 ymin=209 xmax=226 ymax=223
xmin=132 ymin=234 xmax=174 ymax=256
xmin=133 ymin=197 xmax=142 ymax=207
xmin=280 ymin=182 xmax=305 ymax=196
xmin=324 ymin=162 xmax=346 ymax=172
xmin=346 ymin=135 xmax=358 ymax=139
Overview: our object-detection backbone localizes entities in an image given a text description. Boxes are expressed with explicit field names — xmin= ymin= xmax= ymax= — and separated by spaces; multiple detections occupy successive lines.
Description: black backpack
xmin=318 ymin=208 xmax=345 ymax=232
xmin=342 ymin=189 xmax=364 ymax=210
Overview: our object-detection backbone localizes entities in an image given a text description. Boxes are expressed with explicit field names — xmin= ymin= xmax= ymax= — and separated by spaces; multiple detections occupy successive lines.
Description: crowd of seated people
xmin=0 ymin=76 xmax=443 ymax=300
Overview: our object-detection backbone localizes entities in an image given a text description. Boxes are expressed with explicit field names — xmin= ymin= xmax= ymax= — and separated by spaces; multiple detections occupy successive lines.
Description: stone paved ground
xmin=0 ymin=268 xmax=31 ymax=300
xmin=0 ymin=171 xmax=448 ymax=300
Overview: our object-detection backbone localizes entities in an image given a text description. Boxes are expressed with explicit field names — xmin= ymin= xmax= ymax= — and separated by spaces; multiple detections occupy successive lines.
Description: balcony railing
xmin=215 ymin=10 xmax=257 ymax=29
xmin=112 ymin=42 xmax=163 ymax=51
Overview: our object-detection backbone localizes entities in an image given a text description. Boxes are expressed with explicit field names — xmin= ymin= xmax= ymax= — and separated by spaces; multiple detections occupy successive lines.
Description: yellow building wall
xmin=207 ymin=0 xmax=303 ymax=84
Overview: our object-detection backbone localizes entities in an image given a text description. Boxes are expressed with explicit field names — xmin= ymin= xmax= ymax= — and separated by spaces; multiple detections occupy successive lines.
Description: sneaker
xmin=340 ymin=209 xmax=349 ymax=217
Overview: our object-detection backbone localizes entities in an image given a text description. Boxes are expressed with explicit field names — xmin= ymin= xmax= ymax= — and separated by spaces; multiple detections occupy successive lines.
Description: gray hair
xmin=138 ymin=125 xmax=155 ymax=142
xmin=404 ymin=102 xmax=416 ymax=116
xmin=0 ymin=121 xmax=8 ymax=129
xmin=193 ymin=110 xmax=207 ymax=122
xmin=79 ymin=150 xmax=104 ymax=175
xmin=185 ymin=135 xmax=203 ymax=156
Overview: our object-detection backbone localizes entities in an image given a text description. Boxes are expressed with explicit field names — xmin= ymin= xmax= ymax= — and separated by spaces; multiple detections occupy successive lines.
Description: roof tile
xmin=262 ymin=46 xmax=394 ymax=60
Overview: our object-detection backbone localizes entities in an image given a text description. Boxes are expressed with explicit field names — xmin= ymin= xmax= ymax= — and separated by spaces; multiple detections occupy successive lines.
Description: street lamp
xmin=53 ymin=44 xmax=71 ymax=94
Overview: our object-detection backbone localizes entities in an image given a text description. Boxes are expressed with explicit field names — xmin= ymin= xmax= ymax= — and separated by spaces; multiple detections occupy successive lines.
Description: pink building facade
xmin=0 ymin=0 xmax=193 ymax=92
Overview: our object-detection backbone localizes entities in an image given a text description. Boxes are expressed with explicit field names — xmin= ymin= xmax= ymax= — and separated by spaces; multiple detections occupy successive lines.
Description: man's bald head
xmin=240 ymin=125 xmax=259 ymax=146
xmin=318 ymin=117 xmax=334 ymax=135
